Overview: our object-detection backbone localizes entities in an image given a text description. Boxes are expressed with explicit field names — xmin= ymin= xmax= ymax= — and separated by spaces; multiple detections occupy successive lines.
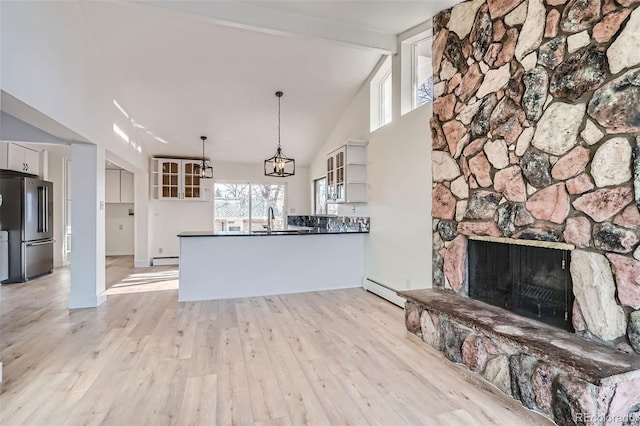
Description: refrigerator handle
xmin=27 ymin=240 xmax=54 ymax=247
xmin=44 ymin=186 xmax=49 ymax=233
xmin=37 ymin=186 xmax=45 ymax=233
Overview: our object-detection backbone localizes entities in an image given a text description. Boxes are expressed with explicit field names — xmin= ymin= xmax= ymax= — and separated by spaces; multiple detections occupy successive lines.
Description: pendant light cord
xmin=200 ymin=136 xmax=207 ymax=175
xmin=277 ymin=94 xmax=281 ymax=150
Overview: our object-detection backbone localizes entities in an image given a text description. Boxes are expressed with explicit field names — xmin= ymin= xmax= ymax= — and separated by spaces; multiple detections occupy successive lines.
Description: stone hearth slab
xmin=399 ymin=289 xmax=640 ymax=386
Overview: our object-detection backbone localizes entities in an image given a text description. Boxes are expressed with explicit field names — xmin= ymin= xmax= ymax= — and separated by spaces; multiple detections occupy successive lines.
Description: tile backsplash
xmin=287 ymin=215 xmax=370 ymax=232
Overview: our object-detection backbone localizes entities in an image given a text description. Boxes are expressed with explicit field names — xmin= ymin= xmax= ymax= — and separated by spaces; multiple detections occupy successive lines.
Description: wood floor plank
xmin=234 ymin=299 xmax=290 ymax=423
xmin=215 ymin=320 xmax=254 ymax=426
xmin=249 ymin=297 xmax=333 ymax=425
xmin=187 ymin=319 xmax=220 ymax=378
xmin=177 ymin=374 xmax=219 ymax=426
xmin=0 ymin=256 xmax=554 ymax=426
xmin=278 ymin=293 xmax=437 ymax=417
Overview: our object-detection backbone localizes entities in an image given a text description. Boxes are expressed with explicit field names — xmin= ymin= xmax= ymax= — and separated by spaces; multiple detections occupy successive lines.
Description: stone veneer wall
xmin=430 ymin=0 xmax=640 ymax=351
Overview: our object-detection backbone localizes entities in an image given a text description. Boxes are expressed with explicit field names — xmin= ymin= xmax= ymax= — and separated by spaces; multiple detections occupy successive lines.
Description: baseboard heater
xmin=151 ymin=256 xmax=179 ymax=266
xmin=362 ymin=277 xmax=406 ymax=307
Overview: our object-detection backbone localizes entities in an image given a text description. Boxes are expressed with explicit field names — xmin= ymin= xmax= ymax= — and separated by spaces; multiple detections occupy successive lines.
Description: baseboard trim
xmin=134 ymin=259 xmax=151 ymax=268
xmin=68 ymin=291 xmax=107 ymax=309
xmin=362 ymin=277 xmax=406 ymax=307
xmin=152 ymin=257 xmax=179 ymax=266
xmin=106 ymin=252 xmax=134 ymax=257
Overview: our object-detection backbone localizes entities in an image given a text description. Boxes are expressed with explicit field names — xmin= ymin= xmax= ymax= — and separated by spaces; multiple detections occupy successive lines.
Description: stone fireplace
xmin=467 ymin=237 xmax=574 ymax=331
xmin=413 ymin=0 xmax=640 ymax=421
xmin=430 ymin=0 xmax=640 ymax=353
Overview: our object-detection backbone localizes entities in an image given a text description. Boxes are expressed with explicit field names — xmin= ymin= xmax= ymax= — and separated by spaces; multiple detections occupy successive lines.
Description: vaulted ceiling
xmin=8 ymin=1 xmax=460 ymax=165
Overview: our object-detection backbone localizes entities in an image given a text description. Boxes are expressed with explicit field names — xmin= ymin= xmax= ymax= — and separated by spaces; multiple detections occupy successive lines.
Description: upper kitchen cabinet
xmin=120 ymin=170 xmax=134 ymax=203
xmin=105 ymin=169 xmax=134 ymax=203
xmin=1 ymin=142 xmax=40 ymax=176
xmin=151 ymin=158 xmax=208 ymax=201
xmin=326 ymin=140 xmax=367 ymax=203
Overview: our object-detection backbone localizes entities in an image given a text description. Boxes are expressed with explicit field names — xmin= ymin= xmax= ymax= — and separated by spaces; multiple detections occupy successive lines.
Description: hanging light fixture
xmin=199 ymin=136 xmax=213 ymax=179
xmin=264 ymin=91 xmax=295 ymax=177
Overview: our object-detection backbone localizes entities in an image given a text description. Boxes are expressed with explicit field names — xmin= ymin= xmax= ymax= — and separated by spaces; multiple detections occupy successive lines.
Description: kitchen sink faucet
xmin=266 ymin=206 xmax=275 ymax=234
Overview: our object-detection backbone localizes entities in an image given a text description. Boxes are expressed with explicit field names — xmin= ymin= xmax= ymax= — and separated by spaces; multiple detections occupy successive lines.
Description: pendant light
xmin=199 ymin=136 xmax=213 ymax=179
xmin=264 ymin=91 xmax=295 ymax=177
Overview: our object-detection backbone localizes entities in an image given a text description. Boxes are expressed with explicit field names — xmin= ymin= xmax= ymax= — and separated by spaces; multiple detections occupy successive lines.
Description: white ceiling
xmin=243 ymin=1 xmax=439 ymax=34
xmin=73 ymin=1 xmax=457 ymax=166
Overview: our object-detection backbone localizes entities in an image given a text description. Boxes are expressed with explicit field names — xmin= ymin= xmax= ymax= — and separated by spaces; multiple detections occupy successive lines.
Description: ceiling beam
xmin=127 ymin=1 xmax=398 ymax=55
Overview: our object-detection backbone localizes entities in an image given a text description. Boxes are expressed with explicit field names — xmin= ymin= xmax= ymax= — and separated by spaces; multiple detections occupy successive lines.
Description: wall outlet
xmin=119 ymin=224 xmax=123 ymax=230
xmin=290 ymin=207 xmax=296 ymax=214
xmin=351 ymin=206 xmax=356 ymax=213
xmin=158 ymin=247 xmax=163 ymax=254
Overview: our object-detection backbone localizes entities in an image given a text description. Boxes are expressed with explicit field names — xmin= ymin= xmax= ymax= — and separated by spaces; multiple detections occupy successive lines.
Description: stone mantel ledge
xmin=467 ymin=235 xmax=576 ymax=251
xmin=399 ymin=289 xmax=640 ymax=386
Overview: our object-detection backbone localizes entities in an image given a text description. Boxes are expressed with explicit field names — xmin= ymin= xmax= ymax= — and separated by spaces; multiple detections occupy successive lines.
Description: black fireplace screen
xmin=468 ymin=240 xmax=574 ymax=332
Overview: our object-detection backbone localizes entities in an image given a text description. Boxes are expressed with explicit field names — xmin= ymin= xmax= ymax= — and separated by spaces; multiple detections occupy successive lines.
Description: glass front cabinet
xmin=154 ymin=158 xmax=207 ymax=201
xmin=325 ymin=140 xmax=367 ymax=203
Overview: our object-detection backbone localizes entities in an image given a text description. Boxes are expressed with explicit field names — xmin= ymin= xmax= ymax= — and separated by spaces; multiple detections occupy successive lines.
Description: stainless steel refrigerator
xmin=0 ymin=176 xmax=54 ymax=283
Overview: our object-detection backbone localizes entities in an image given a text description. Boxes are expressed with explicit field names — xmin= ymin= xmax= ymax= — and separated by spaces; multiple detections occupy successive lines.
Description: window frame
xmin=369 ymin=55 xmax=393 ymax=132
xmin=313 ymin=177 xmax=327 ymax=215
xmin=380 ymin=67 xmax=393 ymax=126
xmin=399 ymin=25 xmax=433 ymax=115
xmin=411 ymin=36 xmax=433 ymax=109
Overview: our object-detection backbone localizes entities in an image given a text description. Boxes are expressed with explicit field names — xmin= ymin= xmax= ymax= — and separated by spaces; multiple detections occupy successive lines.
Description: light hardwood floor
xmin=0 ymin=256 xmax=552 ymax=425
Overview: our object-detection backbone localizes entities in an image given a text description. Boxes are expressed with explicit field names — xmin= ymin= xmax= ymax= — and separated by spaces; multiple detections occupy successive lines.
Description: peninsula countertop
xmin=178 ymin=228 xmax=366 ymax=301
xmin=177 ymin=229 xmax=369 ymax=237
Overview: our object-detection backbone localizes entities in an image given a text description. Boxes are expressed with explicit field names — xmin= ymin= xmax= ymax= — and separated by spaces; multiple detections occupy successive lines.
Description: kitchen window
xmin=314 ymin=177 xmax=327 ymax=215
xmin=214 ymin=182 xmax=286 ymax=232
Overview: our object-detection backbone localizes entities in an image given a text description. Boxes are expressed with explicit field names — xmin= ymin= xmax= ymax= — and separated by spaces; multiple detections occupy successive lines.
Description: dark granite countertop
xmin=399 ymin=289 xmax=640 ymax=386
xmin=178 ymin=229 xmax=369 ymax=237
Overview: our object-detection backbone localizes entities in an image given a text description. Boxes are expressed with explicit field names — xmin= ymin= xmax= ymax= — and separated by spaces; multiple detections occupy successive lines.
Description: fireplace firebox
xmin=468 ymin=239 xmax=574 ymax=331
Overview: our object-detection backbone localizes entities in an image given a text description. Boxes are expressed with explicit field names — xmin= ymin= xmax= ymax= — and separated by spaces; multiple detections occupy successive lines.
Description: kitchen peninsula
xmin=178 ymin=216 xmax=369 ymax=301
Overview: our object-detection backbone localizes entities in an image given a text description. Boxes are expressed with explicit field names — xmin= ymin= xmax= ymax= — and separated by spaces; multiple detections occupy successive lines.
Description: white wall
xmin=365 ymin=105 xmax=432 ymax=291
xmin=308 ymin=53 xmax=433 ymax=292
xmin=105 ymin=203 xmax=134 ymax=255
xmin=149 ymin=160 xmax=311 ymax=258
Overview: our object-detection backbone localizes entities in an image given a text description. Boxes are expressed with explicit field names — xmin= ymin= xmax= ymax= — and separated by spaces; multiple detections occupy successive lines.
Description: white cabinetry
xmin=152 ymin=158 xmax=207 ymax=201
xmin=105 ymin=170 xmax=121 ymax=203
xmin=105 ymin=169 xmax=134 ymax=203
xmin=3 ymin=143 xmax=40 ymax=176
xmin=326 ymin=140 xmax=367 ymax=203
xmin=120 ymin=170 xmax=134 ymax=203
